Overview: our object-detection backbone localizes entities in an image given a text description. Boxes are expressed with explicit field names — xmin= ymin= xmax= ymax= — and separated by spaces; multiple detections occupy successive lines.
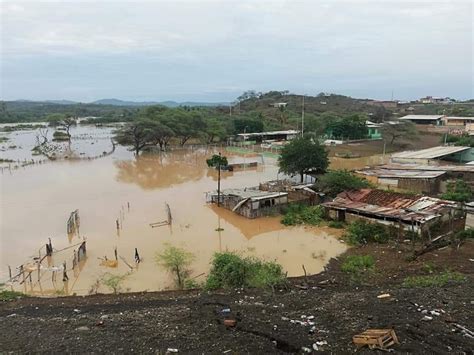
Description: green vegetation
xmin=206 ymin=154 xmax=228 ymax=168
xmin=0 ymin=158 xmax=15 ymax=163
xmin=402 ymin=271 xmax=466 ymax=288
xmin=319 ymin=170 xmax=371 ymax=197
xmin=52 ymin=130 xmax=71 ymax=141
xmin=341 ymin=255 xmax=375 ymax=275
xmin=441 ymin=180 xmax=473 ymax=202
xmin=278 ymin=136 xmax=329 ymax=182
xmin=343 ymin=220 xmax=389 ymax=245
xmin=155 ymin=244 xmax=195 ymax=289
xmin=101 ymin=273 xmax=129 ymax=294
xmin=205 ymin=252 xmax=286 ymax=290
xmin=444 ymin=133 xmax=474 ymax=147
xmin=327 ymin=220 xmax=345 ymax=229
xmin=281 ymin=204 xmax=324 ymax=226
xmin=0 ymin=289 xmax=24 ymax=301
xmin=455 ymin=228 xmax=474 ymax=241
xmin=325 ymin=114 xmax=368 ymax=140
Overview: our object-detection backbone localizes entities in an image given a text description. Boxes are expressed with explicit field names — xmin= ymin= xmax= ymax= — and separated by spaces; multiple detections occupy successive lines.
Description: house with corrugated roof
xmin=322 ymin=189 xmax=465 ymax=237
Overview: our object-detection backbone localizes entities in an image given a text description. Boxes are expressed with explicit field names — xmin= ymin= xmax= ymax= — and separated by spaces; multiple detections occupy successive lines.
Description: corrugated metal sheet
xmin=399 ymin=115 xmax=444 ymax=121
xmin=391 ymin=146 xmax=470 ymax=159
xmin=357 ymin=169 xmax=446 ymax=179
xmin=322 ymin=189 xmax=456 ymax=223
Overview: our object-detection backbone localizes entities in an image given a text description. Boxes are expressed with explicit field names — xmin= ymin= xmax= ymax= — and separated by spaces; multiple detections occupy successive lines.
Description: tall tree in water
xmin=114 ymin=119 xmax=156 ymax=156
xmin=278 ymin=136 xmax=328 ymax=182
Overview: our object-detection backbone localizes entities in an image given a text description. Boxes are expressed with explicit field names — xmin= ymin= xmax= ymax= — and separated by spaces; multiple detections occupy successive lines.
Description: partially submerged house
xmin=355 ymin=168 xmax=446 ymax=194
xmin=322 ymin=189 xmax=465 ymax=237
xmin=207 ymin=180 xmax=321 ymax=219
xmin=391 ymin=146 xmax=474 ymax=164
xmin=207 ymin=188 xmax=289 ymax=219
xmin=235 ymin=130 xmax=299 ymax=144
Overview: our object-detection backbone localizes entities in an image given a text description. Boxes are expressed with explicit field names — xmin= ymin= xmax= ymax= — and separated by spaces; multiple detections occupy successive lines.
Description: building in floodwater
xmin=322 ymin=189 xmax=465 ymax=238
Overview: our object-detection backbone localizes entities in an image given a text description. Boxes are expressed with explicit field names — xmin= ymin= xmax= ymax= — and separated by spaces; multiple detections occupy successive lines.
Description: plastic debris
xmin=377 ymin=293 xmax=391 ymax=299
xmin=167 ymin=348 xmax=179 ymax=353
xmin=421 ymin=316 xmax=433 ymax=321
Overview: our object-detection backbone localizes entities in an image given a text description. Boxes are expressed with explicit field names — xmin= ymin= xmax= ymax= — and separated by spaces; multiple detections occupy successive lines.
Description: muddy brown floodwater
xmin=1 ymin=141 xmax=347 ymax=296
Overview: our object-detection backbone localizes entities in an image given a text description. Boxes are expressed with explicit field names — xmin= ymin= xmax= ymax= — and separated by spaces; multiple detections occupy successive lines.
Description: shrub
xmin=281 ymin=204 xmax=324 ymax=226
xmin=205 ymin=252 xmax=285 ymax=290
xmin=441 ymin=180 xmax=473 ymax=202
xmin=402 ymin=271 xmax=466 ymax=288
xmin=52 ymin=130 xmax=70 ymax=141
xmin=456 ymin=228 xmax=474 ymax=241
xmin=0 ymin=290 xmax=24 ymax=301
xmin=155 ymin=244 xmax=195 ymax=289
xmin=101 ymin=273 xmax=129 ymax=294
xmin=328 ymin=220 xmax=345 ymax=229
xmin=341 ymin=255 xmax=375 ymax=274
xmin=344 ymin=220 xmax=389 ymax=245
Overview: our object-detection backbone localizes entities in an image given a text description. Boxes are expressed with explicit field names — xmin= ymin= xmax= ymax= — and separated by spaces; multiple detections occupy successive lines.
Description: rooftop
xmin=356 ymin=168 xmax=446 ymax=179
xmin=381 ymin=164 xmax=474 ymax=172
xmin=217 ymin=188 xmax=288 ymax=201
xmin=322 ymin=189 xmax=455 ymax=223
xmin=391 ymin=146 xmax=471 ymax=160
xmin=237 ymin=130 xmax=299 ymax=137
xmin=399 ymin=114 xmax=444 ymax=121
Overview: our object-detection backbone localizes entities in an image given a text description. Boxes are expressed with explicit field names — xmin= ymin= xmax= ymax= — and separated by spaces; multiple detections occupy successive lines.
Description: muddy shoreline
xmin=1 ymin=242 xmax=473 ymax=353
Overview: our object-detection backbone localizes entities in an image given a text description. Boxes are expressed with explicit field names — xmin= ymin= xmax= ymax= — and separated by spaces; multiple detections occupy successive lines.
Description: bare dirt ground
xmin=328 ymin=132 xmax=442 ymax=158
xmin=1 ymin=241 xmax=473 ymax=354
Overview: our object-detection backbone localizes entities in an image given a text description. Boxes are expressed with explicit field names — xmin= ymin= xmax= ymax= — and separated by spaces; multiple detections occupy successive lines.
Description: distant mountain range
xmin=13 ymin=98 xmax=229 ymax=108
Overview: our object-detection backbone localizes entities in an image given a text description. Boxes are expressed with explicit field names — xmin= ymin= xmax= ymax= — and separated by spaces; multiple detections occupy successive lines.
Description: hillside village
xmin=1 ymin=92 xmax=473 ymax=353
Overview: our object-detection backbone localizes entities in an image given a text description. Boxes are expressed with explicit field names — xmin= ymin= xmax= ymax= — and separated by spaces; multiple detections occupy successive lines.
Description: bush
xmin=456 ymin=228 xmax=474 ymax=241
xmin=52 ymin=130 xmax=70 ymax=141
xmin=441 ymin=180 xmax=473 ymax=202
xmin=155 ymin=244 xmax=195 ymax=289
xmin=327 ymin=220 xmax=345 ymax=229
xmin=341 ymin=255 xmax=375 ymax=274
xmin=101 ymin=273 xmax=129 ymax=294
xmin=281 ymin=204 xmax=324 ymax=226
xmin=205 ymin=252 xmax=286 ymax=290
xmin=0 ymin=290 xmax=24 ymax=301
xmin=319 ymin=170 xmax=371 ymax=197
xmin=344 ymin=220 xmax=389 ymax=245
xmin=402 ymin=271 xmax=465 ymax=288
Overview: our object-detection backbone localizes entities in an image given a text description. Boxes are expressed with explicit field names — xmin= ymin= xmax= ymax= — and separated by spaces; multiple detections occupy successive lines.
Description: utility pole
xmin=301 ymin=94 xmax=305 ymax=136
xmin=217 ymin=152 xmax=222 ymax=207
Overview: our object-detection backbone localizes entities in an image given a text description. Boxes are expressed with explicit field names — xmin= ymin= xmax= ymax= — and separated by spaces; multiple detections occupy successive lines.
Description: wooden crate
xmin=353 ymin=329 xmax=399 ymax=350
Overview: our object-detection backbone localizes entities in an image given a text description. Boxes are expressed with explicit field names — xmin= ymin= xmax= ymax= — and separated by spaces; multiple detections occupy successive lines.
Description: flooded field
xmin=1 ymin=125 xmax=348 ymax=295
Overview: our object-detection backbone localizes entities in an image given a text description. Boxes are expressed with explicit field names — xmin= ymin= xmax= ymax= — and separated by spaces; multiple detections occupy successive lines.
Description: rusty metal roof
xmin=322 ymin=189 xmax=456 ymax=223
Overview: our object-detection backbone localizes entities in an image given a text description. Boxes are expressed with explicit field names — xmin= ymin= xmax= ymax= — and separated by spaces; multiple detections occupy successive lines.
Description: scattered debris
xmin=353 ymin=329 xmax=399 ymax=350
xmin=377 ymin=293 xmax=391 ymax=299
xmin=224 ymin=319 xmax=237 ymax=327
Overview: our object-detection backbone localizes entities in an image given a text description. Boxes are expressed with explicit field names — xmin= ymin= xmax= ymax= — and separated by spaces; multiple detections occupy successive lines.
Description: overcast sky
xmin=1 ymin=0 xmax=473 ymax=102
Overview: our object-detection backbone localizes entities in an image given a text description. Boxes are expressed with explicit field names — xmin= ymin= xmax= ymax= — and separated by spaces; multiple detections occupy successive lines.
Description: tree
xmin=46 ymin=114 xmax=76 ymax=141
xmin=155 ymin=244 xmax=194 ymax=289
xmin=114 ymin=119 xmax=157 ymax=156
xmin=202 ymin=116 xmax=227 ymax=144
xmin=278 ymin=136 xmax=329 ymax=182
xmin=325 ymin=115 xmax=367 ymax=140
xmin=381 ymin=121 xmax=418 ymax=145
xmin=207 ymin=153 xmax=228 ymax=206
xmin=233 ymin=118 xmax=263 ymax=134
xmin=318 ymin=170 xmax=371 ymax=197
